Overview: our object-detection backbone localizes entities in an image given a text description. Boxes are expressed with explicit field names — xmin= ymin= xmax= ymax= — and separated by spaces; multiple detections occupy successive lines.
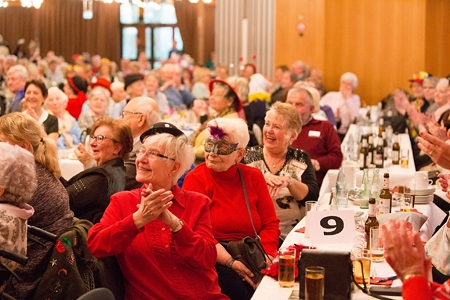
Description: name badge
xmin=308 ymin=130 xmax=321 ymax=138
xmin=290 ymin=160 xmax=307 ymax=170
xmin=307 ymin=210 xmax=355 ymax=244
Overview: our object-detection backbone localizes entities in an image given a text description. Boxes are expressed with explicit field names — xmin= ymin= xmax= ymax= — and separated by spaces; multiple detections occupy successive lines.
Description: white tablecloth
xmin=59 ymin=158 xmax=84 ymax=180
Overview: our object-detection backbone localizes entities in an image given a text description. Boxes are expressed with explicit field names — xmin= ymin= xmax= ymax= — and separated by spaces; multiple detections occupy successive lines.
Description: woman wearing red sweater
xmin=183 ymin=117 xmax=280 ymax=300
xmin=88 ymin=122 xmax=227 ymax=300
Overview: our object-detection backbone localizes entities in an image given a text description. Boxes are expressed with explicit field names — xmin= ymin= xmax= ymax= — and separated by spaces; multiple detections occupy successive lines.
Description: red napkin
xmin=295 ymin=227 xmax=305 ymax=233
xmin=370 ymin=277 xmax=394 ymax=286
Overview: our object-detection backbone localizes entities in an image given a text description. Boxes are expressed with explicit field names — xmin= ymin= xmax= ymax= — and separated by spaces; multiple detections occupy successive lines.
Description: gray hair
xmin=47 ymin=86 xmax=68 ymax=105
xmin=0 ymin=143 xmax=37 ymax=205
xmin=436 ymin=78 xmax=449 ymax=90
xmin=423 ymin=76 xmax=439 ymax=87
xmin=110 ymin=81 xmax=125 ymax=92
xmin=89 ymin=86 xmax=110 ymax=101
xmin=205 ymin=118 xmax=249 ymax=149
xmin=340 ymin=72 xmax=358 ymax=89
xmin=7 ymin=64 xmax=28 ymax=80
xmin=143 ymin=133 xmax=195 ymax=184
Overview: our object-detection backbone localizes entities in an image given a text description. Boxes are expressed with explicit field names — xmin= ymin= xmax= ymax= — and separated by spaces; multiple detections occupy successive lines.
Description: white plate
xmin=414 ymin=186 xmax=435 ymax=196
xmin=415 ymin=194 xmax=433 ymax=204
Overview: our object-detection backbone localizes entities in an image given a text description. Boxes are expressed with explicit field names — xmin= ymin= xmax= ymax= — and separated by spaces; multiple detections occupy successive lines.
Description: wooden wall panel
xmin=425 ymin=0 xmax=450 ymax=78
xmin=274 ymin=0 xmax=325 ymax=77
xmin=275 ymin=0 xmax=429 ymax=105
xmin=324 ymin=0 xmax=426 ymax=105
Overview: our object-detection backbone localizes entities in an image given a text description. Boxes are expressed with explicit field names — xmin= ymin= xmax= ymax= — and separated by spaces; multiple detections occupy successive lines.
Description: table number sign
xmin=307 ymin=210 xmax=355 ymax=244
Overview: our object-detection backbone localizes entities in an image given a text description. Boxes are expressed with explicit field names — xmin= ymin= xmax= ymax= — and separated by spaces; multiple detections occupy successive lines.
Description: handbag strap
xmin=238 ymin=167 xmax=272 ymax=263
xmin=238 ymin=166 xmax=259 ymax=239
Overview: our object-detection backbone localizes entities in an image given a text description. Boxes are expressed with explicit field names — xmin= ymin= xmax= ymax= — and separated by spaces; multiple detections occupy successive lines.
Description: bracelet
xmin=225 ymin=258 xmax=235 ymax=269
xmin=171 ymin=219 xmax=184 ymax=233
xmin=403 ymin=273 xmax=423 ymax=282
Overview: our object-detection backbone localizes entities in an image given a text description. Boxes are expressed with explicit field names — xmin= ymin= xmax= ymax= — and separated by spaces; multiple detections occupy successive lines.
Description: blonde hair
xmin=0 ymin=113 xmax=61 ymax=178
xmin=193 ymin=67 xmax=211 ymax=83
xmin=266 ymin=102 xmax=302 ymax=137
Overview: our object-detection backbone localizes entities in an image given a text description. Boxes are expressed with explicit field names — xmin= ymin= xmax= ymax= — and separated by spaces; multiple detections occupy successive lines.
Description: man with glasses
xmin=75 ymin=97 xmax=161 ymax=190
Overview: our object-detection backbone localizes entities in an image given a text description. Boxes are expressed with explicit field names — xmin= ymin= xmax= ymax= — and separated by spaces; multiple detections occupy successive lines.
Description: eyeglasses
xmin=121 ymin=110 xmax=143 ymax=118
xmin=204 ymin=137 xmax=238 ymax=155
xmin=90 ymin=135 xmax=117 ymax=144
xmin=136 ymin=149 xmax=175 ymax=161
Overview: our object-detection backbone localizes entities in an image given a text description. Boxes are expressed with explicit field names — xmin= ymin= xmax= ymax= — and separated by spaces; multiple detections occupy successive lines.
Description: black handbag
xmin=298 ymin=249 xmax=353 ymax=300
xmin=225 ymin=237 xmax=267 ymax=284
xmin=222 ymin=167 xmax=270 ymax=285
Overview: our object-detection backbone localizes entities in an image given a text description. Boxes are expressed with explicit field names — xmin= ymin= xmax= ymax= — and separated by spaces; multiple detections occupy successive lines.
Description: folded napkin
xmin=370 ymin=277 xmax=394 ymax=286
xmin=295 ymin=227 xmax=305 ymax=233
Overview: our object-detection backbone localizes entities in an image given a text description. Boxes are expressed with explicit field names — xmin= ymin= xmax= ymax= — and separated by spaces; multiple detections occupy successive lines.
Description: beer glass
xmin=305 ymin=266 xmax=325 ymax=300
xmin=278 ymin=247 xmax=296 ymax=287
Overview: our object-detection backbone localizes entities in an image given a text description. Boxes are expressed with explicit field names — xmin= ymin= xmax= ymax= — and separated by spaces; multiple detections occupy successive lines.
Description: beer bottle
xmin=392 ymin=133 xmax=400 ymax=165
xmin=359 ymin=135 xmax=368 ymax=170
xmin=365 ymin=197 xmax=379 ymax=249
xmin=378 ymin=118 xmax=384 ymax=135
xmin=382 ymin=131 xmax=388 ymax=159
xmin=367 ymin=135 xmax=374 ymax=167
xmin=375 ymin=134 xmax=384 ymax=168
xmin=379 ymin=173 xmax=392 ymax=214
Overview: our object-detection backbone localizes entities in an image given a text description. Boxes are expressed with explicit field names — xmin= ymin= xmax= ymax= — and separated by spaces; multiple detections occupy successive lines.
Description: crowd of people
xmin=0 ymin=47 xmax=450 ymax=299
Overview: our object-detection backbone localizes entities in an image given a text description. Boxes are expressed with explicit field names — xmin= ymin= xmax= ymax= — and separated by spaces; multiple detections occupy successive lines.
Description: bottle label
xmin=366 ymin=153 xmax=372 ymax=166
xmin=392 ymin=150 xmax=399 ymax=162
xmin=383 ymin=177 xmax=389 ymax=189
xmin=375 ymin=154 xmax=383 ymax=165
xmin=368 ymin=204 xmax=376 ymax=216
xmin=379 ymin=198 xmax=390 ymax=214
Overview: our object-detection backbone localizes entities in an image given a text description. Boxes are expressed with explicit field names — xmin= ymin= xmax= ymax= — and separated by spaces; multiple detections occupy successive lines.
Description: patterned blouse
xmin=243 ymin=145 xmax=319 ymax=238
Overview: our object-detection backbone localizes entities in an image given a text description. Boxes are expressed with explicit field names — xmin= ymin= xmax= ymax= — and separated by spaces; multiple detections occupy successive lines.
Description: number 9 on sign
xmin=307 ymin=210 xmax=355 ymax=244
xmin=320 ymin=216 xmax=344 ymax=235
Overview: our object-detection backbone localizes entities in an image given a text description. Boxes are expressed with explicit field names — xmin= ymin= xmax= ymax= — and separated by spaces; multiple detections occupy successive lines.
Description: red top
xmin=183 ymin=163 xmax=280 ymax=257
xmin=291 ymin=118 xmax=343 ymax=184
xmin=87 ymin=185 xmax=227 ymax=300
xmin=66 ymin=93 xmax=87 ymax=119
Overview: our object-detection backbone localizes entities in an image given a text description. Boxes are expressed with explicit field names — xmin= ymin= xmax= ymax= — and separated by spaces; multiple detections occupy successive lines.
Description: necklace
xmin=264 ymin=149 xmax=286 ymax=169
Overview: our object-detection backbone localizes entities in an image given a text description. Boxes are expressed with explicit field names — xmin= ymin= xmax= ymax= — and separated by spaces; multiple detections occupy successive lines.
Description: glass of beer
xmin=305 ymin=266 xmax=324 ymax=300
xmin=370 ymin=227 xmax=384 ymax=262
xmin=401 ymin=149 xmax=409 ymax=168
xmin=353 ymin=250 xmax=371 ymax=287
xmin=278 ymin=247 xmax=296 ymax=287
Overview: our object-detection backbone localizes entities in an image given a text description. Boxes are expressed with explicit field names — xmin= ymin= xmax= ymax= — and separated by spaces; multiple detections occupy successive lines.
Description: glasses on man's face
xmin=136 ymin=149 xmax=175 ymax=161
xmin=90 ymin=135 xmax=116 ymax=144
xmin=204 ymin=137 xmax=238 ymax=155
xmin=121 ymin=110 xmax=143 ymax=118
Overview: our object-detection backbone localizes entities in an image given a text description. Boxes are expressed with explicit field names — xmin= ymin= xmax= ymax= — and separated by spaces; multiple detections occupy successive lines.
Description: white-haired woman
xmin=321 ymin=72 xmax=360 ymax=140
xmin=183 ymin=118 xmax=280 ymax=300
xmin=46 ymin=86 xmax=82 ymax=149
xmin=87 ymin=122 xmax=227 ymax=299
xmin=0 ymin=143 xmax=36 ymax=292
xmin=78 ymin=87 xmax=110 ymax=132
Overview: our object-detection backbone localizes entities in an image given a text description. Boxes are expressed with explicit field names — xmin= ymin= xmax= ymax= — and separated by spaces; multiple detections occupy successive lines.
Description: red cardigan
xmin=87 ymin=185 xmax=227 ymax=300
xmin=183 ymin=163 xmax=280 ymax=257
xmin=291 ymin=118 xmax=343 ymax=184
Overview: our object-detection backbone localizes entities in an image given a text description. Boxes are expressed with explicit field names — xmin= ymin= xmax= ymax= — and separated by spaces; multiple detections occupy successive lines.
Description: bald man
xmin=74 ymin=97 xmax=161 ymax=190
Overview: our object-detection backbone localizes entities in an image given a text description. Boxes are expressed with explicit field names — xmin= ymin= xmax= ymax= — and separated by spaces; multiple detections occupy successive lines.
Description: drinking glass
xmin=401 ymin=149 xmax=409 ymax=168
xmin=305 ymin=266 xmax=324 ymax=300
xmin=353 ymin=249 xmax=371 ymax=287
xmin=278 ymin=247 xmax=296 ymax=287
xmin=370 ymin=227 xmax=384 ymax=263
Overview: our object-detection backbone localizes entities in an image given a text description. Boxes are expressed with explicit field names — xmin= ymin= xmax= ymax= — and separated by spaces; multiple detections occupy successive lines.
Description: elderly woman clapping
xmin=87 ymin=122 xmax=227 ymax=299
xmin=0 ymin=143 xmax=36 ymax=292
xmin=46 ymin=87 xmax=82 ymax=149
xmin=183 ymin=118 xmax=280 ymax=300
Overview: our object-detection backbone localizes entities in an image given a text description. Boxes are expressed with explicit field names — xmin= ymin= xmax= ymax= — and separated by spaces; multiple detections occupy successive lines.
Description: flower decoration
xmin=208 ymin=124 xmax=228 ymax=140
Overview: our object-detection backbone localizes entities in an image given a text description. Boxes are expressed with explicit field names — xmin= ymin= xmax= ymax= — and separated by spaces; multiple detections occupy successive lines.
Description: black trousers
xmin=215 ymin=264 xmax=254 ymax=300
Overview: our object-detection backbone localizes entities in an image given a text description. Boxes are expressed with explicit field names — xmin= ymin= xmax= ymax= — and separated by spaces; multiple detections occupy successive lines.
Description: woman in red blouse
xmin=87 ymin=122 xmax=227 ymax=300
